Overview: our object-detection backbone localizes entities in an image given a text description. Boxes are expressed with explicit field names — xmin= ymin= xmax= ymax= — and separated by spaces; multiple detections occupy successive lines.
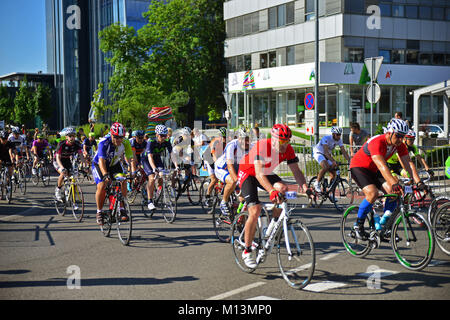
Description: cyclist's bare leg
xmin=207 ymin=174 xmax=217 ymax=196
xmin=223 ymin=175 xmax=237 ymax=202
xmin=317 ymin=160 xmax=330 ymax=183
xmin=244 ymin=203 xmax=262 ymax=249
xmin=147 ymin=173 xmax=156 ymax=201
xmin=271 ymin=182 xmax=288 ymax=218
xmin=95 ymin=181 xmax=107 ymax=211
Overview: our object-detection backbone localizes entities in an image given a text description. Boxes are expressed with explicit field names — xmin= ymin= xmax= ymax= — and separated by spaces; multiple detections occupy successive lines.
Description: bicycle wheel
xmin=199 ymin=179 xmax=210 ymax=212
xmin=54 ymin=192 xmax=66 ymax=216
xmin=331 ymin=178 xmax=353 ymax=212
xmin=70 ymin=183 xmax=85 ymax=222
xmin=140 ymin=181 xmax=155 ymax=218
xmin=117 ymin=198 xmax=132 ymax=246
xmin=427 ymin=196 xmax=450 ymax=226
xmin=340 ymin=205 xmax=372 ymax=258
xmin=432 ymin=202 xmax=450 ymax=255
xmin=161 ymin=184 xmax=177 ymax=223
xmin=4 ymin=173 xmax=12 ymax=204
xmin=42 ymin=166 xmax=51 ymax=186
xmin=212 ymin=203 xmax=233 ymax=243
xmin=391 ymin=212 xmax=434 ymax=271
xmin=307 ymin=176 xmax=324 ymax=207
xmin=277 ymin=219 xmax=315 ymax=290
xmin=23 ymin=162 xmax=32 ymax=182
xmin=231 ymin=211 xmax=260 ymax=273
xmin=186 ymin=176 xmax=202 ymax=205
xmin=18 ymin=169 xmax=26 ymax=195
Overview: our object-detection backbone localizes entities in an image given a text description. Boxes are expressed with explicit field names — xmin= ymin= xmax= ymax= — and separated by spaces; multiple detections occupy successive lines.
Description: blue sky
xmin=0 ymin=0 xmax=47 ymax=75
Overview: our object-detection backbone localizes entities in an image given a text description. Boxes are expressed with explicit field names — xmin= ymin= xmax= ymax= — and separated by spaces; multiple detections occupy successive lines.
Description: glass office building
xmin=46 ymin=0 xmax=152 ymax=128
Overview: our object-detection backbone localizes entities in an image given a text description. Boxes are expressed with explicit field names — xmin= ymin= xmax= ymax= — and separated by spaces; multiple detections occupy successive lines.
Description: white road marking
xmin=247 ymin=296 xmax=280 ymax=300
xmin=357 ymin=269 xmax=400 ymax=278
xmin=303 ymin=281 xmax=347 ymax=292
xmin=206 ymin=282 xmax=266 ymax=300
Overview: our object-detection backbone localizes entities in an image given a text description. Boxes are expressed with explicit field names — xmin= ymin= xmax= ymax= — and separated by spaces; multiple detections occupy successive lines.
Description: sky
xmin=0 ymin=0 xmax=47 ymax=76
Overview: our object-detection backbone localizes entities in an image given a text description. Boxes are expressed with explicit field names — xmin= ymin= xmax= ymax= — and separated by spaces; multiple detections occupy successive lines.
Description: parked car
xmin=418 ymin=124 xmax=447 ymax=139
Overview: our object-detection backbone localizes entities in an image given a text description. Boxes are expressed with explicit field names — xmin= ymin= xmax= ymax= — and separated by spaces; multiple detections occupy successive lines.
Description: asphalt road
xmin=0 ymin=175 xmax=449 ymax=308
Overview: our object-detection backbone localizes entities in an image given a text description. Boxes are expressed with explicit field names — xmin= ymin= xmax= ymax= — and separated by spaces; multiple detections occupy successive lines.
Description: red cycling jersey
xmin=350 ymin=133 xmax=408 ymax=172
xmin=238 ymin=138 xmax=298 ymax=185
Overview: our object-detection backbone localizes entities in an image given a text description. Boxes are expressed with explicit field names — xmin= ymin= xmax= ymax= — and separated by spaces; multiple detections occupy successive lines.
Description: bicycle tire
xmin=161 ymin=184 xmax=177 ymax=223
xmin=427 ymin=196 xmax=450 ymax=226
xmin=212 ymin=204 xmax=233 ymax=243
xmin=340 ymin=205 xmax=372 ymax=258
xmin=186 ymin=176 xmax=202 ymax=205
xmin=231 ymin=211 xmax=260 ymax=273
xmin=54 ymin=197 xmax=66 ymax=216
xmin=277 ymin=219 xmax=315 ymax=290
xmin=4 ymin=172 xmax=12 ymax=204
xmin=199 ymin=179 xmax=210 ymax=212
xmin=31 ymin=170 xmax=40 ymax=185
xmin=307 ymin=176 xmax=324 ymax=207
xmin=432 ymin=201 xmax=450 ymax=256
xmin=140 ymin=181 xmax=155 ymax=218
xmin=18 ymin=169 xmax=26 ymax=195
xmin=42 ymin=166 xmax=51 ymax=186
xmin=330 ymin=178 xmax=353 ymax=212
xmin=391 ymin=212 xmax=435 ymax=271
xmin=117 ymin=198 xmax=132 ymax=246
xmin=70 ymin=183 xmax=85 ymax=222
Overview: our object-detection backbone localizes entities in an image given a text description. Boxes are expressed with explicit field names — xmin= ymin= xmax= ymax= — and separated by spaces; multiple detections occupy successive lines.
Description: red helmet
xmin=110 ymin=122 xmax=125 ymax=137
xmin=271 ymin=124 xmax=292 ymax=140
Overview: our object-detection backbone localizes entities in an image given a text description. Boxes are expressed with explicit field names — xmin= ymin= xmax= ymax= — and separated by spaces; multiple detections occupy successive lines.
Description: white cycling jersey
xmin=215 ymin=139 xmax=248 ymax=170
xmin=8 ymin=133 xmax=25 ymax=151
xmin=313 ymin=135 xmax=343 ymax=155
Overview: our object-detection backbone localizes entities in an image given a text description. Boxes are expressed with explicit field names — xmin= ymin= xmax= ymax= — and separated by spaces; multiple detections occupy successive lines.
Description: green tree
xmin=34 ymin=83 xmax=53 ymax=122
xmin=13 ymin=79 xmax=35 ymax=126
xmin=0 ymin=84 xmax=14 ymax=123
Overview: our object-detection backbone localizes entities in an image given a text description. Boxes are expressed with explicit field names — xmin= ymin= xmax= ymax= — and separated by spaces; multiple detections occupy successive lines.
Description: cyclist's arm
xmin=339 ymin=145 xmax=350 ymax=162
xmin=349 ymin=135 xmax=355 ymax=156
xmin=148 ymin=153 xmax=158 ymax=172
xmin=322 ymin=145 xmax=336 ymax=164
xmin=98 ymin=157 xmax=108 ymax=177
xmin=288 ymin=162 xmax=308 ymax=193
xmin=372 ymin=154 xmax=398 ymax=187
xmin=398 ymin=154 xmax=421 ymax=184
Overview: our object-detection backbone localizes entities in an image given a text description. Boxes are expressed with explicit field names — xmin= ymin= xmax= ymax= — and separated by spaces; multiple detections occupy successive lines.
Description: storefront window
xmin=287 ymin=91 xmax=297 ymax=126
xmin=327 ymin=86 xmax=337 ymax=127
xmin=379 ymin=86 xmax=391 ymax=124
xmin=392 ymin=87 xmax=406 ymax=120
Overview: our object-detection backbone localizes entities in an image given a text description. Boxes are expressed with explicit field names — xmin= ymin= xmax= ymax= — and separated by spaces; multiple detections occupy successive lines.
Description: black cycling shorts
xmin=350 ymin=167 xmax=385 ymax=190
xmin=240 ymin=174 xmax=282 ymax=206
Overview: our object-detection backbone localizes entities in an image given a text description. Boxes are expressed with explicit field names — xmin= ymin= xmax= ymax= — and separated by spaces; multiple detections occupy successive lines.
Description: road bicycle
xmin=126 ymin=167 xmax=147 ymax=204
xmin=0 ymin=165 xmax=13 ymax=203
xmin=141 ymin=169 xmax=178 ymax=223
xmin=31 ymin=157 xmax=51 ymax=186
xmin=175 ymin=164 xmax=202 ymax=205
xmin=431 ymin=201 xmax=450 ymax=256
xmin=211 ymin=183 xmax=239 ymax=242
xmin=99 ymin=173 xmax=132 ymax=246
xmin=341 ymin=180 xmax=435 ymax=271
xmin=54 ymin=167 xmax=85 ymax=222
xmin=12 ymin=163 xmax=26 ymax=196
xmin=308 ymin=162 xmax=354 ymax=212
xmin=231 ymin=191 xmax=315 ymax=289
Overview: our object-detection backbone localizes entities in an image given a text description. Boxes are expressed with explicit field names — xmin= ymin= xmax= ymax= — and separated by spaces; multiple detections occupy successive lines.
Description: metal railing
xmin=276 ymin=144 xmax=450 ymax=195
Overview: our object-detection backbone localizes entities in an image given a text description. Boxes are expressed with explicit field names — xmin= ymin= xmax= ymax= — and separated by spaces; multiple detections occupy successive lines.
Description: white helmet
xmin=155 ymin=124 xmax=168 ymax=135
xmin=182 ymin=126 xmax=192 ymax=135
xmin=387 ymin=119 xmax=409 ymax=135
xmin=331 ymin=126 xmax=343 ymax=134
xmin=405 ymin=129 xmax=416 ymax=138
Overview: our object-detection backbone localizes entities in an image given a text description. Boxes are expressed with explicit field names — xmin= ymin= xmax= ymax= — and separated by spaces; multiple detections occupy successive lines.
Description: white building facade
xmin=224 ymin=0 xmax=450 ymax=132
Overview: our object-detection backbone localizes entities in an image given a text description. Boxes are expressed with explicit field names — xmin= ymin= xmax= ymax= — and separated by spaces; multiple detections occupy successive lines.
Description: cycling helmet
xmin=331 ymin=126 xmax=343 ymax=135
xmin=155 ymin=124 xmax=168 ymax=135
xmin=135 ymin=130 xmax=144 ymax=137
xmin=218 ymin=127 xmax=227 ymax=138
xmin=271 ymin=124 xmax=292 ymax=140
xmin=11 ymin=127 xmax=20 ymax=134
xmin=65 ymin=127 xmax=76 ymax=136
xmin=182 ymin=126 xmax=192 ymax=135
xmin=387 ymin=118 xmax=409 ymax=134
xmin=405 ymin=129 xmax=416 ymax=139
xmin=110 ymin=122 xmax=125 ymax=137
xmin=237 ymin=127 xmax=249 ymax=138
xmin=131 ymin=130 xmax=138 ymax=137
xmin=0 ymin=131 xmax=8 ymax=139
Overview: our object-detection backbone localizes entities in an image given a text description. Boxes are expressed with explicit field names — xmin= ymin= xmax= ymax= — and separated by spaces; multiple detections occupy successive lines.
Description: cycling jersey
xmin=32 ymin=139 xmax=49 ymax=156
xmin=215 ymin=139 xmax=248 ymax=170
xmin=82 ymin=138 xmax=97 ymax=153
xmin=93 ymin=135 xmax=133 ymax=168
xmin=238 ymin=138 xmax=298 ymax=185
xmin=7 ymin=134 xmax=25 ymax=152
xmin=130 ymin=138 xmax=147 ymax=162
xmin=313 ymin=135 xmax=343 ymax=155
xmin=54 ymin=140 xmax=83 ymax=160
xmin=142 ymin=139 xmax=172 ymax=175
xmin=0 ymin=141 xmax=14 ymax=163
xmin=350 ymin=134 xmax=408 ymax=172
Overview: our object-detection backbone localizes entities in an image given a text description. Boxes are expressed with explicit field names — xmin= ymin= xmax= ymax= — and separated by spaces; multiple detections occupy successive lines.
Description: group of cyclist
xmin=1 ymin=115 xmax=434 ymax=270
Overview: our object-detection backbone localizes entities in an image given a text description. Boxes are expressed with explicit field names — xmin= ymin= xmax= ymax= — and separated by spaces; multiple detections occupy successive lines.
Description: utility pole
xmin=314 ymin=0 xmax=319 ymax=144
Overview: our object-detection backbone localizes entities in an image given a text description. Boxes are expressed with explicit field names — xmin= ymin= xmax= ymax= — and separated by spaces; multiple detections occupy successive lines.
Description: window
xmin=419 ymin=6 xmax=431 ymax=20
xmin=243 ymin=14 xmax=251 ymax=35
xmin=433 ymin=53 xmax=445 ymax=65
xmin=406 ymin=50 xmax=418 ymax=64
xmin=251 ymin=12 xmax=259 ymax=33
xmin=446 ymin=54 xmax=450 ymax=66
xmin=278 ymin=4 xmax=286 ymax=27
xmin=269 ymin=7 xmax=277 ymax=29
xmin=305 ymin=0 xmax=315 ymax=21
xmin=244 ymin=55 xmax=252 ymax=70
xmin=432 ymin=7 xmax=444 ymax=20
xmin=447 ymin=8 xmax=450 ymax=21
xmin=405 ymin=6 xmax=418 ymax=19
xmin=345 ymin=48 xmax=364 ymax=62
xmin=392 ymin=49 xmax=405 ymax=64
xmin=379 ymin=50 xmax=391 ymax=63
xmin=380 ymin=3 xmax=391 ymax=17
xmin=260 ymin=53 xmax=268 ymax=69
xmin=286 ymin=46 xmax=295 ymax=65
xmin=235 ymin=16 xmax=243 ymax=37
xmin=286 ymin=2 xmax=294 ymax=25
xmin=419 ymin=53 xmax=432 ymax=65
xmin=269 ymin=51 xmax=277 ymax=68
xmin=236 ymin=55 xmax=244 ymax=71
xmin=226 ymin=19 xmax=235 ymax=38
xmin=344 ymin=0 xmax=364 ymax=14
xmin=392 ymin=5 xmax=404 ymax=17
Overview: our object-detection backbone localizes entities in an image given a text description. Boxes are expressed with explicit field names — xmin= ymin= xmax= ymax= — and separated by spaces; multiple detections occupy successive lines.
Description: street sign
xmin=305 ymin=119 xmax=314 ymax=136
xmin=304 ymin=93 xmax=315 ymax=110
xmin=366 ymin=83 xmax=381 ymax=104
xmin=364 ymin=56 xmax=383 ymax=81
xmin=305 ymin=109 xmax=314 ymax=120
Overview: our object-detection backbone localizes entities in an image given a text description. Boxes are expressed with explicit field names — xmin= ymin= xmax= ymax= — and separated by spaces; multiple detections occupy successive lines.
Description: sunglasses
xmin=277 ymin=139 xmax=290 ymax=145
xmin=394 ymin=133 xmax=405 ymax=139
xmin=158 ymin=134 xmax=167 ymax=138
xmin=113 ymin=136 xmax=124 ymax=140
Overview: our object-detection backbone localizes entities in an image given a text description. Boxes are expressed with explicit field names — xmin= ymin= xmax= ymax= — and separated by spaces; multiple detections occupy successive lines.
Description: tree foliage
xmin=97 ymin=0 xmax=226 ymax=127
xmin=0 ymin=84 xmax=14 ymax=123
xmin=13 ymin=79 xmax=35 ymax=126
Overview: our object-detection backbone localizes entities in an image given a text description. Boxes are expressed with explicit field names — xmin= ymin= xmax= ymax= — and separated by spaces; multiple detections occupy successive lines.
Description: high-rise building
xmin=46 ymin=0 xmax=152 ymax=128
xmin=224 ymin=0 xmax=450 ymax=135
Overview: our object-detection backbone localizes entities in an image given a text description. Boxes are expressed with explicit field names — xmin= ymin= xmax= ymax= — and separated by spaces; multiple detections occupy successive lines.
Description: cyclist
xmin=53 ymin=128 xmax=86 ymax=201
xmin=387 ymin=129 xmax=433 ymax=179
xmin=8 ymin=126 xmax=28 ymax=167
xmin=92 ymin=122 xmax=136 ymax=225
xmin=350 ymin=119 xmax=422 ymax=240
xmin=237 ymin=124 xmax=309 ymax=268
xmin=0 ymin=130 xmax=15 ymax=185
xmin=214 ymin=127 xmax=250 ymax=216
xmin=82 ymin=132 xmax=97 ymax=160
xmin=31 ymin=133 xmax=50 ymax=175
xmin=143 ymin=124 xmax=179 ymax=210
xmin=130 ymin=130 xmax=147 ymax=164
xmin=203 ymin=127 xmax=227 ymax=207
xmin=312 ymin=126 xmax=350 ymax=193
